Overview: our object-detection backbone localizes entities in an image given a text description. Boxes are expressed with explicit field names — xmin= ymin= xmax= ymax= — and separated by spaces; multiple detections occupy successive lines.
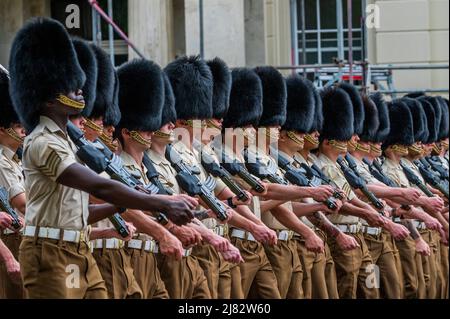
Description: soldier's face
xmin=70 ymin=116 xmax=86 ymax=132
xmin=85 ymin=117 xmax=104 ymax=142
xmin=0 ymin=123 xmax=26 ymax=147
xmin=280 ymin=131 xmax=304 ymax=151
xmin=53 ymin=90 xmax=85 ymax=116
xmin=154 ymin=123 xmax=175 ymax=145
xmin=347 ymin=135 xmax=360 ymax=152
xmin=370 ymin=142 xmax=383 ymax=158
xmin=304 ymin=131 xmax=320 ymax=151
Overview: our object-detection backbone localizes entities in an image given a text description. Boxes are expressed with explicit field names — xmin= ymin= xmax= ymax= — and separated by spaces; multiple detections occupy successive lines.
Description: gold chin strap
xmin=206 ymin=120 xmax=221 ymax=130
xmin=391 ymin=144 xmax=409 ymax=156
xmin=185 ymin=120 xmax=206 ymax=129
xmin=56 ymin=94 xmax=85 ymax=110
xmin=347 ymin=139 xmax=357 ymax=150
xmin=432 ymin=143 xmax=442 ymax=155
xmin=305 ymin=134 xmax=319 ymax=147
xmin=356 ymin=143 xmax=370 ymax=153
xmin=98 ymin=133 xmax=118 ymax=152
xmin=441 ymin=140 xmax=449 ymax=149
xmin=130 ymin=131 xmax=152 ymax=147
xmin=6 ymin=128 xmax=24 ymax=143
xmin=154 ymin=130 xmax=174 ymax=139
xmin=84 ymin=118 xmax=104 ymax=134
xmin=287 ymin=131 xmax=304 ymax=147
xmin=329 ymin=140 xmax=348 ymax=152
xmin=265 ymin=129 xmax=280 ymax=141
xmin=370 ymin=144 xmax=382 ymax=156
xmin=408 ymin=144 xmax=423 ymax=156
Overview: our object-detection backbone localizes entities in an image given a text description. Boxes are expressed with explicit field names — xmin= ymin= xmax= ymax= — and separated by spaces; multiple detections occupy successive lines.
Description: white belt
xmin=2 ymin=228 xmax=22 ymax=235
xmin=336 ymin=224 xmax=361 ymax=234
xmin=213 ymin=225 xmax=229 ymax=237
xmin=125 ymin=239 xmax=192 ymax=257
xmin=90 ymin=238 xmax=124 ymax=250
xmin=361 ymin=225 xmax=382 ymax=236
xmin=23 ymin=226 xmax=88 ymax=244
xmin=231 ymin=229 xmax=257 ymax=242
xmin=275 ymin=229 xmax=294 ymax=241
xmin=413 ymin=221 xmax=427 ymax=230
xmin=393 ymin=217 xmax=402 ymax=223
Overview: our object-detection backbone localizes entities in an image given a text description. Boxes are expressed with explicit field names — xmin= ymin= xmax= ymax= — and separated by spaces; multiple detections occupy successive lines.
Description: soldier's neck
xmin=320 ymin=147 xmax=340 ymax=163
xmin=41 ymin=111 xmax=68 ymax=134
xmin=385 ymin=152 xmax=402 ymax=164
xmin=278 ymin=143 xmax=297 ymax=158
xmin=0 ymin=139 xmax=19 ymax=153
xmin=123 ymin=144 xmax=144 ymax=168
xmin=350 ymin=150 xmax=365 ymax=162
xmin=150 ymin=141 xmax=167 ymax=157
xmin=298 ymin=148 xmax=310 ymax=160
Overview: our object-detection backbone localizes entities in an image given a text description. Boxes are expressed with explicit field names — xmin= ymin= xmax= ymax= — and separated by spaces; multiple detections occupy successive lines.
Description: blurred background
xmin=0 ymin=0 xmax=448 ymax=98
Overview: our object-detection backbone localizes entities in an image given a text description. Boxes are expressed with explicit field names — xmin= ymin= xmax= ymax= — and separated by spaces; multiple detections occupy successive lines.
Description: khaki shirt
xmin=0 ymin=144 xmax=25 ymax=201
xmin=23 ymin=116 xmax=89 ymax=230
xmin=353 ymin=157 xmax=382 ymax=185
xmin=316 ymin=153 xmax=359 ymax=225
xmin=382 ymin=158 xmax=411 ymax=188
xmin=146 ymin=149 xmax=181 ymax=194
xmin=257 ymin=151 xmax=290 ymax=231
xmin=401 ymin=158 xmax=426 ymax=184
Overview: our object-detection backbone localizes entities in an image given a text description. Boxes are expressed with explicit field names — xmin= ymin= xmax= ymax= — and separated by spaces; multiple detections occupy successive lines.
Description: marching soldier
xmin=315 ymin=87 xmax=386 ymax=299
xmin=9 ymin=17 xmax=197 ymax=299
xmin=280 ymin=74 xmax=357 ymax=299
xmin=0 ymin=68 xmax=25 ymax=299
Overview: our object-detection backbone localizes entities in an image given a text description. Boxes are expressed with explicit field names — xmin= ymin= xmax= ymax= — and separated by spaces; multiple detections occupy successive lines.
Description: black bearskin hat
xmin=360 ymin=96 xmax=379 ymax=142
xmin=384 ymin=100 xmax=414 ymax=147
xmin=370 ymin=93 xmax=390 ymax=143
xmin=402 ymin=98 xmax=427 ymax=143
xmin=339 ymin=83 xmax=364 ymax=135
xmin=103 ymin=71 xmax=121 ymax=127
xmin=161 ymin=73 xmax=177 ymax=126
xmin=0 ymin=70 xmax=20 ymax=128
xmin=320 ymin=87 xmax=354 ymax=141
xmin=207 ymin=57 xmax=231 ymax=120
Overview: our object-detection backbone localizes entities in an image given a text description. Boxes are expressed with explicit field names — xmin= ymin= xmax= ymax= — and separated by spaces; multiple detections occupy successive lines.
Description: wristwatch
xmin=156 ymin=213 xmax=169 ymax=226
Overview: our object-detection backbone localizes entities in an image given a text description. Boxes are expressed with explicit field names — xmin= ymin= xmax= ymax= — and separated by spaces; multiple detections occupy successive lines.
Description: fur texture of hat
xmin=402 ymin=97 xmax=427 ymax=143
xmin=90 ymin=44 xmax=115 ymax=119
xmin=282 ymin=75 xmax=315 ymax=133
xmin=207 ymin=57 xmax=231 ymax=120
xmin=72 ymin=38 xmax=97 ymax=118
xmin=103 ymin=71 xmax=121 ymax=127
xmin=0 ymin=70 xmax=20 ymax=128
xmin=359 ymin=96 xmax=379 ymax=142
xmin=223 ymin=68 xmax=263 ymax=128
xmin=424 ymin=97 xmax=442 ymax=139
xmin=384 ymin=100 xmax=414 ymax=147
xmin=254 ymin=66 xmax=287 ymax=127
xmin=309 ymin=88 xmax=323 ymax=133
xmin=161 ymin=73 xmax=177 ymax=126
xmin=164 ymin=55 xmax=213 ymax=120
xmin=339 ymin=83 xmax=364 ymax=135
xmin=117 ymin=59 xmax=164 ymax=132
xmin=9 ymin=17 xmax=85 ymax=131
xmin=370 ymin=93 xmax=390 ymax=143
xmin=320 ymin=87 xmax=354 ymax=141
xmin=418 ymin=98 xmax=438 ymax=144
xmin=437 ymin=97 xmax=449 ymax=140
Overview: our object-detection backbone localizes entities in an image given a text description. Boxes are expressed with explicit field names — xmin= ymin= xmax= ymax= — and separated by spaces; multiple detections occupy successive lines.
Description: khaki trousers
xmin=127 ymin=248 xmax=168 ymax=299
xmin=364 ymin=231 xmax=402 ymax=299
xmin=327 ymin=232 xmax=379 ymax=299
xmin=230 ymin=237 xmax=281 ymax=299
xmin=19 ymin=237 xmax=107 ymax=299
xmin=395 ymin=236 xmax=425 ymax=298
xmin=320 ymin=232 xmax=340 ymax=299
xmin=439 ymin=243 xmax=449 ymax=299
xmin=261 ymin=239 xmax=303 ymax=299
xmin=92 ymin=247 xmax=142 ymax=299
xmin=156 ymin=254 xmax=211 ymax=299
xmin=0 ymin=232 xmax=24 ymax=299
xmin=295 ymin=237 xmax=328 ymax=299
xmin=419 ymin=229 xmax=439 ymax=299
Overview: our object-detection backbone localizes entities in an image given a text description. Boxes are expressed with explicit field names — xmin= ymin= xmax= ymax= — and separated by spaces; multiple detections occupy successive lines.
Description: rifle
xmin=271 ymin=149 xmax=339 ymax=210
xmin=219 ymin=151 xmax=266 ymax=194
xmin=399 ymin=160 xmax=435 ymax=198
xmin=0 ymin=187 xmax=21 ymax=230
xmin=362 ymin=158 xmax=397 ymax=187
xmin=424 ymin=157 xmax=449 ymax=180
xmin=243 ymin=148 xmax=288 ymax=185
xmin=193 ymin=142 xmax=250 ymax=202
xmin=414 ymin=160 xmax=449 ymax=199
xmin=67 ymin=122 xmax=148 ymax=238
xmin=337 ymin=156 xmax=385 ymax=211
xmin=165 ymin=144 xmax=228 ymax=221
xmin=299 ymin=163 xmax=345 ymax=200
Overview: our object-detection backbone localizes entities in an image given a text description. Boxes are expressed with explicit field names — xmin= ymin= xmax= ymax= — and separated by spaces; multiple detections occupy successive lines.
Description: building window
xmin=51 ymin=0 xmax=129 ymax=66
xmin=296 ymin=0 xmax=364 ymax=65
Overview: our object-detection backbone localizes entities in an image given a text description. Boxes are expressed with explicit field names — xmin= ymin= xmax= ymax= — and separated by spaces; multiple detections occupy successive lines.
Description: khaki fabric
xmin=127 ymin=248 xmax=168 ymax=299
xmin=439 ymin=244 xmax=449 ymax=299
xmin=419 ymin=229 xmax=440 ymax=299
xmin=19 ymin=237 xmax=107 ymax=299
xmin=23 ymin=116 xmax=90 ymax=230
xmin=156 ymin=254 xmax=211 ymax=299
xmin=364 ymin=231 xmax=402 ymax=299
xmin=395 ymin=236 xmax=423 ymax=298
xmin=190 ymin=243 xmax=221 ymax=299
xmin=92 ymin=247 xmax=143 ymax=299
xmin=146 ymin=149 xmax=181 ymax=194
xmin=262 ymin=239 xmax=303 ymax=299
xmin=231 ymin=237 xmax=281 ymax=299
xmin=0 ymin=232 xmax=24 ymax=299
xmin=381 ymin=158 xmax=410 ymax=188
xmin=327 ymin=232 xmax=379 ymax=299
xmin=0 ymin=144 xmax=25 ymax=200
xmin=218 ymin=252 xmax=232 ymax=299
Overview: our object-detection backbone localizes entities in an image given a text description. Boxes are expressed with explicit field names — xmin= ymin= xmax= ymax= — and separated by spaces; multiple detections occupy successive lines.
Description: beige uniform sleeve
xmin=29 ymin=134 xmax=77 ymax=182
xmin=322 ymin=164 xmax=356 ymax=201
xmin=0 ymin=162 xmax=25 ymax=200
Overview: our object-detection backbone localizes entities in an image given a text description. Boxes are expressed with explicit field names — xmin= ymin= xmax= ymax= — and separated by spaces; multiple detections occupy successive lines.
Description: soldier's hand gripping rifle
xmin=242 ymin=148 xmax=289 ymax=185
xmin=165 ymin=144 xmax=228 ymax=221
xmin=193 ymin=142 xmax=250 ymax=203
xmin=337 ymin=156 xmax=385 ymax=211
xmin=67 ymin=122 xmax=150 ymax=238
xmin=299 ymin=163 xmax=345 ymax=201
xmin=0 ymin=187 xmax=22 ymax=230
xmin=399 ymin=160 xmax=435 ymax=198
xmin=219 ymin=150 xmax=266 ymax=194
xmin=272 ymin=149 xmax=339 ymax=210
xmin=414 ymin=160 xmax=449 ymax=199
